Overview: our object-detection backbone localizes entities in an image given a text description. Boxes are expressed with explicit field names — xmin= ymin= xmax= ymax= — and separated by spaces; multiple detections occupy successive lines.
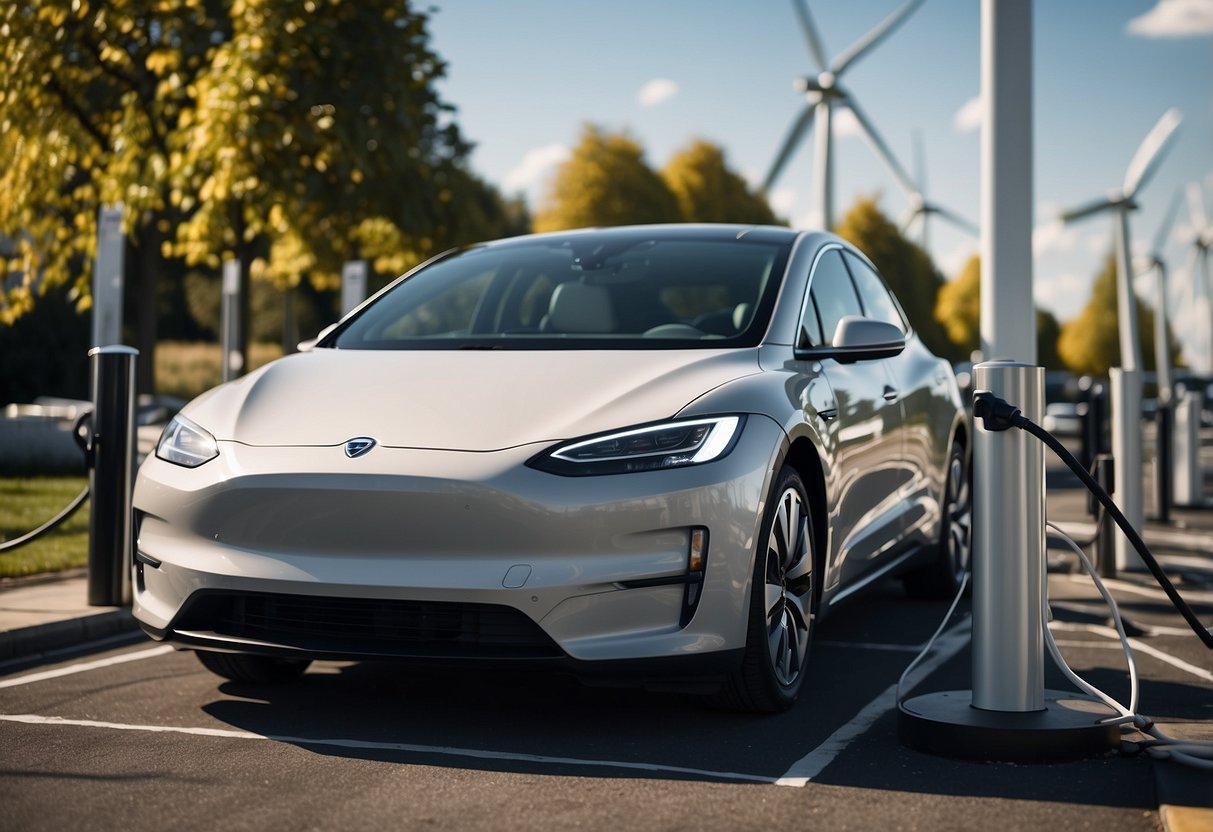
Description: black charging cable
xmin=973 ymin=391 xmax=1213 ymax=650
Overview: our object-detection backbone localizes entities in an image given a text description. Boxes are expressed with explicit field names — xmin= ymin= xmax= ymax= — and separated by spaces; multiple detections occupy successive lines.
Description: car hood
xmin=183 ymin=348 xmax=762 ymax=451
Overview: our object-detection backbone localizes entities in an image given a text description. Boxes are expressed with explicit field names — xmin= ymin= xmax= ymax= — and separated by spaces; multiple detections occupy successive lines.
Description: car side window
xmin=844 ymin=252 xmax=907 ymax=334
xmin=805 ymin=249 xmax=863 ymax=347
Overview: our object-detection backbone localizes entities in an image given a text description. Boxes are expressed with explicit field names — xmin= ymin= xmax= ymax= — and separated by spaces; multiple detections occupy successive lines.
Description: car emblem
xmin=344 ymin=437 xmax=376 ymax=458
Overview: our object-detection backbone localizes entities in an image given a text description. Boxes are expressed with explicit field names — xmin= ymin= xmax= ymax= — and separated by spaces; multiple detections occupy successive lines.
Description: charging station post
xmin=898 ymin=360 xmax=1120 ymax=761
xmin=86 ymin=346 xmax=137 ymax=607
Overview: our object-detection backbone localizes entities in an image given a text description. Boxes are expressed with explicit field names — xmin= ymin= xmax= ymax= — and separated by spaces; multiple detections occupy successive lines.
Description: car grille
xmin=172 ymin=591 xmax=563 ymax=660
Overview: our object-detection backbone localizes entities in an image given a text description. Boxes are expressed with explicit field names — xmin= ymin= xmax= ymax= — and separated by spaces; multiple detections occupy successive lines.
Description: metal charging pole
xmin=221 ymin=259 xmax=243 ymax=383
xmin=972 ymin=362 xmax=1044 ymax=711
xmin=1173 ymin=390 xmax=1201 ymax=505
xmin=86 ymin=346 xmax=137 ymax=607
xmin=899 ymin=361 xmax=1119 ymax=760
xmin=341 ymin=260 xmax=368 ymax=317
xmin=898 ymin=0 xmax=1117 ymax=762
xmin=1110 ymin=369 xmax=1146 ymax=570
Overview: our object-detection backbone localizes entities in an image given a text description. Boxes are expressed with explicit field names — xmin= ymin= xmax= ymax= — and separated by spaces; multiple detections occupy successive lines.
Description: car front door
xmin=796 ymin=247 xmax=908 ymax=591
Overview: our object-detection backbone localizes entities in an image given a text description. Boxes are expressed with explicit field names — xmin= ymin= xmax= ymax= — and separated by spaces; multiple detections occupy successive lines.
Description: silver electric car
xmin=133 ymin=224 xmax=969 ymax=712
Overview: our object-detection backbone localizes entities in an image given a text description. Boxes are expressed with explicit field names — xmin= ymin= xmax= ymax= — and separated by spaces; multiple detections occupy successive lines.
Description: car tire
xmin=195 ymin=650 xmax=311 ymax=684
xmin=710 ymin=465 xmax=816 ymax=713
xmin=903 ymin=439 xmax=971 ymax=600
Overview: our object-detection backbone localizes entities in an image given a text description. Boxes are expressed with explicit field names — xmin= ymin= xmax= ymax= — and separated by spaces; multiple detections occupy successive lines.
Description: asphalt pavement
xmin=1 ymin=441 xmax=1210 ymax=831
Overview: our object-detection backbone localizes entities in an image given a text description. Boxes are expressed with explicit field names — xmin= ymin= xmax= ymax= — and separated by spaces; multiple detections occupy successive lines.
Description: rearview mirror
xmin=795 ymin=316 xmax=906 ymax=364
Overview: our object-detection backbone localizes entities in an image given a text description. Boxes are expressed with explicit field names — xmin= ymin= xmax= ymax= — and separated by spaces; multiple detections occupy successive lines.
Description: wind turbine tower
xmin=1061 ymin=108 xmax=1183 ymax=568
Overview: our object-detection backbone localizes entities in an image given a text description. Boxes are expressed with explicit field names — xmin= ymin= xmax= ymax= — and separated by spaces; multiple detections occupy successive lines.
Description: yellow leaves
xmin=37 ymin=6 xmax=68 ymax=27
xmin=145 ymin=49 xmax=179 ymax=76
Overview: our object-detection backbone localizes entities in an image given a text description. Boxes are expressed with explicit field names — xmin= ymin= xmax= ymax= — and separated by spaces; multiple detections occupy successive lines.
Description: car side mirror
xmin=795 ymin=316 xmax=906 ymax=364
xmin=829 ymin=317 xmax=906 ymax=363
xmin=297 ymin=323 xmax=338 ymax=353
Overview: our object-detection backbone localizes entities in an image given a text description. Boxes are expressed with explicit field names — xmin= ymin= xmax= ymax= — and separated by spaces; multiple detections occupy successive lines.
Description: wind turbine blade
xmin=763 ymin=104 xmax=816 ymax=193
xmin=1061 ymin=197 xmax=1116 ymax=224
xmin=1123 ymin=108 xmax=1182 ymax=198
xmin=845 ymin=97 xmax=918 ymax=197
xmin=831 ymin=0 xmax=926 ymax=76
xmin=1187 ymin=182 xmax=1209 ymax=234
xmin=900 ymin=208 xmax=920 ymax=234
xmin=935 ymin=205 xmax=980 ymax=237
xmin=1152 ymin=188 xmax=1183 ymax=255
xmin=790 ymin=0 xmax=828 ymax=72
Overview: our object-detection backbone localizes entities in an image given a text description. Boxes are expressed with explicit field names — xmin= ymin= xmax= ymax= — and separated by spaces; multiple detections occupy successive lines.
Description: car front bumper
xmin=131 ymin=415 xmax=785 ymax=675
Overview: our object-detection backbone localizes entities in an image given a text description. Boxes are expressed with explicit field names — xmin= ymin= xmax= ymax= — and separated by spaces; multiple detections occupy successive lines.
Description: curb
xmin=0 ymin=608 xmax=139 ymax=662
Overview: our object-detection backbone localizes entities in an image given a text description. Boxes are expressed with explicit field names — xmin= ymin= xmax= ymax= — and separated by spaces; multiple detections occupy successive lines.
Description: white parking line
xmin=1048 ymin=621 xmax=1213 ymax=683
xmin=775 ymin=620 xmax=971 ymax=787
xmin=0 ymin=628 xmax=974 ymax=787
xmin=0 ymin=646 xmax=175 ymax=690
xmin=0 ymin=713 xmax=778 ymax=784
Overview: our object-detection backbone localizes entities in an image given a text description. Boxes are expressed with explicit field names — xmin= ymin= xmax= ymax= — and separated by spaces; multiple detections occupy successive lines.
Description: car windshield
xmin=326 ymin=229 xmax=792 ymax=350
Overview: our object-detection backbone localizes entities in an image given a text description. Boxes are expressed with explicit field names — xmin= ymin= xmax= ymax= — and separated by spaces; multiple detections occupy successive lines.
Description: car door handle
xmin=882 ymin=386 xmax=899 ymax=402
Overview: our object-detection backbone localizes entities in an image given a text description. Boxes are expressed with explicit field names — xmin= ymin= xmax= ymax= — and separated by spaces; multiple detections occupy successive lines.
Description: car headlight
xmin=156 ymin=414 xmax=219 ymax=468
xmin=528 ymin=415 xmax=745 ymax=476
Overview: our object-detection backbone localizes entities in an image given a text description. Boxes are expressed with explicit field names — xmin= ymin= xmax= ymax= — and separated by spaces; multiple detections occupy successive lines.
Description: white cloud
xmin=1087 ymin=231 xmax=1112 ymax=257
xmin=502 ymin=143 xmax=569 ymax=197
xmin=1126 ymin=0 xmax=1213 ymax=37
xmin=768 ymin=187 xmax=798 ymax=217
xmin=939 ymin=242 xmax=976 ymax=279
xmin=1033 ymin=271 xmax=1091 ymax=320
xmin=953 ymin=95 xmax=982 ymax=134
xmin=1032 ymin=219 xmax=1080 ymax=256
xmin=833 ymin=108 xmax=863 ymax=139
xmin=637 ymin=78 xmax=679 ymax=108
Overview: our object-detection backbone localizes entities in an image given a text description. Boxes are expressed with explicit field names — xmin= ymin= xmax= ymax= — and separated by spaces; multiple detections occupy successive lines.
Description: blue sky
xmin=426 ymin=0 xmax=1213 ymax=368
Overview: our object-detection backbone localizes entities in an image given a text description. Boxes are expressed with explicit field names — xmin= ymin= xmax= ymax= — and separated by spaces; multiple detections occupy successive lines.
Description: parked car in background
xmin=133 ymin=224 xmax=969 ymax=712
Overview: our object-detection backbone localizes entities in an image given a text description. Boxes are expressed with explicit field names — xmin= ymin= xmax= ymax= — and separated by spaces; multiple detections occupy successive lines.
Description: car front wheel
xmin=711 ymin=465 xmax=816 ymax=713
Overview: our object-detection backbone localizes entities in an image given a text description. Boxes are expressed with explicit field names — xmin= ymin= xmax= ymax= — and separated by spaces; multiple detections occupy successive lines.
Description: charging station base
xmin=899 ymin=689 xmax=1121 ymax=762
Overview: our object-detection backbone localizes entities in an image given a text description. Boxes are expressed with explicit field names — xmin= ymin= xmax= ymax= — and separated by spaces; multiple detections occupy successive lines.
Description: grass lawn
xmin=0 ymin=476 xmax=90 ymax=579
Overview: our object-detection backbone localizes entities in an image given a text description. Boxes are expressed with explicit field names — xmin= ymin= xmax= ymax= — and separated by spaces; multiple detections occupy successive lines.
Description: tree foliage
xmin=661 ymin=140 xmax=777 ymax=225
xmin=934 ymin=254 xmax=1066 ymax=368
xmin=834 ymin=197 xmax=957 ymax=360
xmin=1057 ymin=253 xmax=1178 ymax=376
xmin=533 ymin=125 xmax=681 ymax=232
xmin=1 ymin=0 xmax=514 ymax=392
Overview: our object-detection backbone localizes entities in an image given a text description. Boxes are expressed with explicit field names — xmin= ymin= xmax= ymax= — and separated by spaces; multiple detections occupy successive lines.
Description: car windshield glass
xmin=327 ymin=230 xmax=792 ymax=350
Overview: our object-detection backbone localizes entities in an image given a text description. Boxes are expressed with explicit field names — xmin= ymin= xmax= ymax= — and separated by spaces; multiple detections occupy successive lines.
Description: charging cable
xmin=973 ymin=391 xmax=1213 ymax=650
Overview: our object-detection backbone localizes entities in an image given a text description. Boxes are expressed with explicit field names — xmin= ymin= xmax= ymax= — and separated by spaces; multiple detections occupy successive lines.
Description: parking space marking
xmin=816 ymin=640 xmax=920 ymax=653
xmin=1049 ymin=621 xmax=1213 ymax=683
xmin=0 ymin=645 xmax=174 ymax=690
xmin=0 ymin=713 xmax=779 ymax=784
xmin=775 ymin=619 xmax=971 ymax=787
xmin=1061 ymin=574 xmax=1213 ymax=604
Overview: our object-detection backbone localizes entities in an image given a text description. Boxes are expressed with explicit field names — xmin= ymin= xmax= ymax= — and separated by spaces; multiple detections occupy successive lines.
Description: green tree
xmin=934 ymin=254 xmax=1066 ymax=368
xmin=534 ymin=125 xmax=681 ymax=232
xmin=1 ymin=0 xmax=501 ymax=393
xmin=661 ymin=139 xmax=777 ymax=225
xmin=1058 ymin=253 xmax=1178 ymax=376
xmin=834 ymin=197 xmax=957 ymax=360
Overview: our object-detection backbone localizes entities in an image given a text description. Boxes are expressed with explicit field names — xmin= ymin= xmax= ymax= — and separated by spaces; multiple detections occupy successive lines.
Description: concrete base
xmin=899 ymin=689 xmax=1120 ymax=763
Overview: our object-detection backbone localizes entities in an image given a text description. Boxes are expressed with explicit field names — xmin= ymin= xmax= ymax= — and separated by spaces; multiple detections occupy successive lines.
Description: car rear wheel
xmin=711 ymin=465 xmax=816 ymax=713
xmin=903 ymin=439 xmax=971 ymax=600
xmin=195 ymin=650 xmax=311 ymax=684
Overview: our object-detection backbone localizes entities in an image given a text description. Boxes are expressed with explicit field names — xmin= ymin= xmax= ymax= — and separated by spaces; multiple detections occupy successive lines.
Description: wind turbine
xmin=901 ymin=131 xmax=979 ymax=251
xmin=1060 ymin=107 xmax=1182 ymax=568
xmin=1060 ymin=108 xmax=1182 ymax=373
xmin=763 ymin=0 xmax=925 ymax=230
